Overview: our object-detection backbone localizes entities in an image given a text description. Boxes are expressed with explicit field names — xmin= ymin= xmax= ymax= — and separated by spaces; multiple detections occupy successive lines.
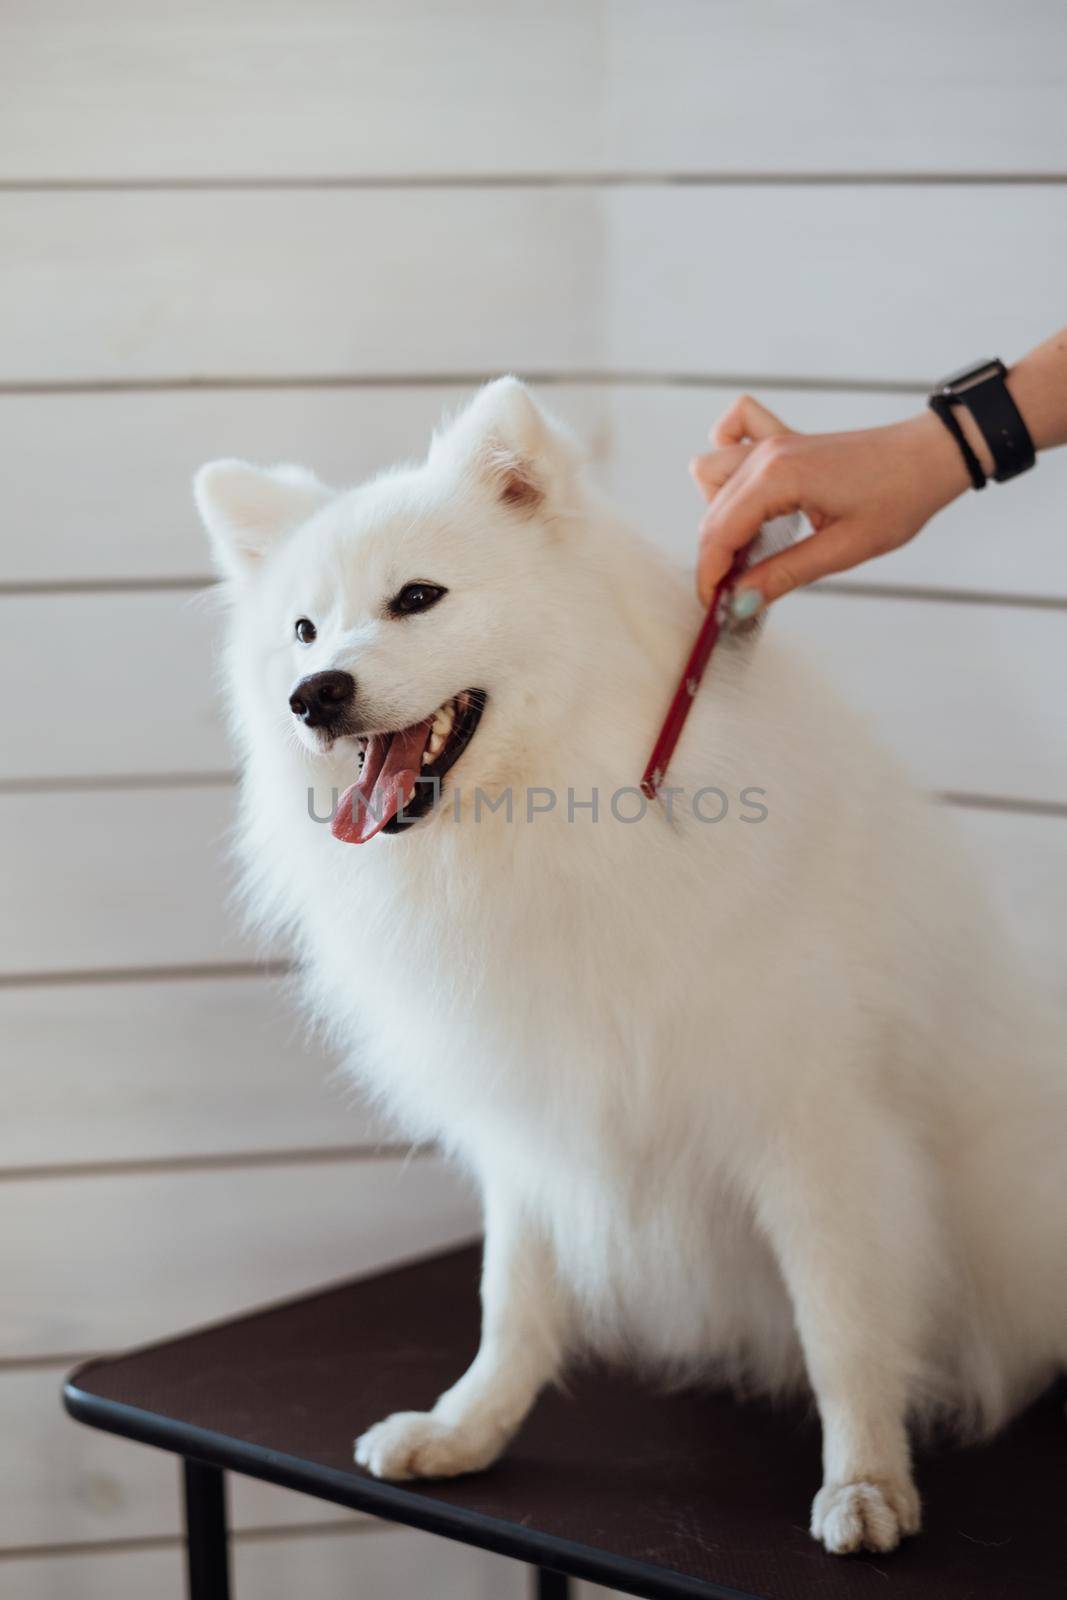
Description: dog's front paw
xmin=811 ymin=1475 xmax=921 ymax=1555
xmin=354 ymin=1410 xmax=503 ymax=1481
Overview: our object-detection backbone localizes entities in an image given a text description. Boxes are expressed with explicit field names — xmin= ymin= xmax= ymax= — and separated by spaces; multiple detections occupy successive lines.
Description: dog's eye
xmin=388 ymin=582 xmax=447 ymax=618
xmin=294 ymin=618 xmax=317 ymax=644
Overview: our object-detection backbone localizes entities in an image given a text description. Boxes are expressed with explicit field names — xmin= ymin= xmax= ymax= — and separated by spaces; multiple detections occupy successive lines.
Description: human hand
xmin=691 ymin=395 xmax=972 ymax=615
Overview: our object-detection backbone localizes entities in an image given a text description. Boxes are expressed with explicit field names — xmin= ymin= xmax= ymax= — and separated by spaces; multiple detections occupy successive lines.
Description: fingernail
xmin=729 ymin=588 xmax=762 ymax=621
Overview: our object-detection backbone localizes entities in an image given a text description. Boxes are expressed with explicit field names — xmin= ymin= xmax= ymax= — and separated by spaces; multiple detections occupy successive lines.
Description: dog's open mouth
xmin=331 ymin=689 xmax=486 ymax=844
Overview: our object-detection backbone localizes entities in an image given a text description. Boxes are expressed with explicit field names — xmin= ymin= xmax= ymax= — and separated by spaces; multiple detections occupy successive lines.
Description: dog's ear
xmin=193 ymin=460 xmax=332 ymax=579
xmin=430 ymin=377 xmax=583 ymax=517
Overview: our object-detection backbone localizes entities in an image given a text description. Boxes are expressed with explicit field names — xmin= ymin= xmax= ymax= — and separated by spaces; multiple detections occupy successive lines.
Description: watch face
xmin=940 ymin=357 xmax=1005 ymax=395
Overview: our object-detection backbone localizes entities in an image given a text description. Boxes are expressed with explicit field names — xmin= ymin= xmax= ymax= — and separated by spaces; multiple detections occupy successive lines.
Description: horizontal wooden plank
xmin=9 ymin=379 xmax=1065 ymax=599
xmin=0 ymin=787 xmax=251 ymax=976
xmin=1 ymin=976 xmax=387 ymax=1170
xmin=603 ymin=385 xmax=1067 ymax=599
xmin=232 ymin=1525 xmax=525 ymax=1600
xmin=1 ymin=1368 xmax=353 ymax=1547
xmin=4 ymin=1 xmax=1064 ymax=179
xmin=0 ymin=190 xmax=596 ymax=384
xmin=0 ymin=385 xmax=606 ymax=586
xmin=2 ymin=589 xmax=1062 ymax=801
xmin=774 ymin=595 xmax=1067 ymax=805
xmin=602 ymin=0 xmax=1067 ymax=176
xmin=0 ymin=1524 xmax=525 ymax=1600
xmin=604 ymin=186 xmax=1067 ymax=383
xmin=0 ymin=591 xmax=227 ymax=781
xmin=6 ymin=188 xmax=1063 ymax=388
xmin=1 ymin=0 xmax=597 ymax=182
xmin=4 ymin=1154 xmax=478 ymax=1356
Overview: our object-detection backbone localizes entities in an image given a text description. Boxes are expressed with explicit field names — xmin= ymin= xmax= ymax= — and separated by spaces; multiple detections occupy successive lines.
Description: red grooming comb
xmin=640 ymin=517 xmax=797 ymax=800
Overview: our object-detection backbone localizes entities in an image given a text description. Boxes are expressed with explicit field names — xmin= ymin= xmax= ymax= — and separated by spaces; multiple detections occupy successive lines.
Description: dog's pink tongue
xmin=332 ymin=723 xmax=431 ymax=844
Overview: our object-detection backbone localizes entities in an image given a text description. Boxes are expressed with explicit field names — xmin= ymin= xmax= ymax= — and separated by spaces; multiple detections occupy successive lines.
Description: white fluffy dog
xmin=195 ymin=379 xmax=1065 ymax=1555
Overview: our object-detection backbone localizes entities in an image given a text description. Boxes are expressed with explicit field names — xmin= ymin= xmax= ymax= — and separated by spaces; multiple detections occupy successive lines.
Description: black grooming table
xmin=64 ymin=1243 xmax=1065 ymax=1599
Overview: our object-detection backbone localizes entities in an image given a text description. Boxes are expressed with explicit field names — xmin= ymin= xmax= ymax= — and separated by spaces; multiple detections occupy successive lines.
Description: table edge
xmin=62 ymin=1374 xmax=769 ymax=1600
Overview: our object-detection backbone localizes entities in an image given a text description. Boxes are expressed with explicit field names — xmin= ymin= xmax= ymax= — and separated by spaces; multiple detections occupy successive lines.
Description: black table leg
xmin=183 ymin=1458 xmax=231 ymax=1600
xmin=535 ymin=1570 xmax=571 ymax=1600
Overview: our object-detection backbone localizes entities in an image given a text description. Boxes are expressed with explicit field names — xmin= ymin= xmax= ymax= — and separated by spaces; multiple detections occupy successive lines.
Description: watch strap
xmin=928 ymin=394 xmax=987 ymax=491
xmin=957 ymin=369 xmax=1036 ymax=482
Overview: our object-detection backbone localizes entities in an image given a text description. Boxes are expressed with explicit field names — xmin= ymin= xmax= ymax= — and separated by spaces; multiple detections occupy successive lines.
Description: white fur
xmin=196 ymin=378 xmax=1066 ymax=1555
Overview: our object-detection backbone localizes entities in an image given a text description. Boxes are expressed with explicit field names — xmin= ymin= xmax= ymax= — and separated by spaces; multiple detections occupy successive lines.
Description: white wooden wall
xmin=2 ymin=3 xmax=1065 ymax=1595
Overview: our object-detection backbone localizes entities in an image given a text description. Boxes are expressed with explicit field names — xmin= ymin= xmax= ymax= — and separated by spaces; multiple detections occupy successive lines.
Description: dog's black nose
xmin=289 ymin=670 xmax=356 ymax=728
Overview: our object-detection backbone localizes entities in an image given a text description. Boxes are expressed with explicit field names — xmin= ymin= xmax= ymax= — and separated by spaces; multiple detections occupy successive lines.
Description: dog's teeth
xmin=425 ymin=699 xmax=457 ymax=764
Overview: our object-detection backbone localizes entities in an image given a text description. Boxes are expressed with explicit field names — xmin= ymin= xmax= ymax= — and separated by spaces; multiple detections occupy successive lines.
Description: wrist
xmin=998 ymin=337 xmax=1067 ymax=453
xmin=898 ymin=409 xmax=973 ymax=512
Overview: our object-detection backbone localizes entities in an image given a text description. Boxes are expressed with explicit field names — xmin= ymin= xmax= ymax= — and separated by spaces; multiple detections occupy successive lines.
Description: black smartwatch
xmin=928 ymin=358 xmax=1036 ymax=490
